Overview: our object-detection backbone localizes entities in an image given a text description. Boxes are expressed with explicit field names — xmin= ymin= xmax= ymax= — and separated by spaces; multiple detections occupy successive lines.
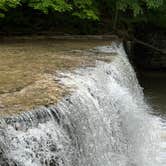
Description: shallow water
xmin=0 ymin=39 xmax=113 ymax=116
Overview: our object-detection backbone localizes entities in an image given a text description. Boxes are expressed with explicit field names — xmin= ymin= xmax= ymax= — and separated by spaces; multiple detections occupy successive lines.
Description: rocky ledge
xmin=0 ymin=38 xmax=116 ymax=116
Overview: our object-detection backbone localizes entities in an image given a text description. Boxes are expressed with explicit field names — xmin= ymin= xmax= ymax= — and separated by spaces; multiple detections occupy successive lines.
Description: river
xmin=0 ymin=41 xmax=165 ymax=166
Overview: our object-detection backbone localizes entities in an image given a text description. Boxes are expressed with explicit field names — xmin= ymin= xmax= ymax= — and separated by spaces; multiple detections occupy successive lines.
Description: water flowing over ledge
xmin=0 ymin=42 xmax=164 ymax=166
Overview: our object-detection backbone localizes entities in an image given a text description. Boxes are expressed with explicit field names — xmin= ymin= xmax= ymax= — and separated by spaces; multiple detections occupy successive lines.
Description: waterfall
xmin=0 ymin=42 xmax=163 ymax=166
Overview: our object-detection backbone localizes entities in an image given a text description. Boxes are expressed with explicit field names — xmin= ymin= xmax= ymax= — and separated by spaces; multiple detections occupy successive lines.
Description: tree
xmin=0 ymin=0 xmax=21 ymax=17
xmin=101 ymin=0 xmax=164 ymax=30
xmin=27 ymin=0 xmax=72 ymax=13
xmin=0 ymin=0 xmax=165 ymax=34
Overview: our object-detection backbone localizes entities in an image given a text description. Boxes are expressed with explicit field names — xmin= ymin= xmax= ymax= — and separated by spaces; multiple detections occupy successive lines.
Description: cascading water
xmin=0 ymin=42 xmax=164 ymax=166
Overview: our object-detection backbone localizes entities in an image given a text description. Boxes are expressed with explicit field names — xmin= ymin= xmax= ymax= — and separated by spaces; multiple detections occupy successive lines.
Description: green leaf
xmin=0 ymin=13 xmax=5 ymax=18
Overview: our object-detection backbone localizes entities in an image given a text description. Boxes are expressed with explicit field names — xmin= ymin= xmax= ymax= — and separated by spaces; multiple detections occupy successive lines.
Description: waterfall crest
xmin=0 ymin=42 xmax=163 ymax=166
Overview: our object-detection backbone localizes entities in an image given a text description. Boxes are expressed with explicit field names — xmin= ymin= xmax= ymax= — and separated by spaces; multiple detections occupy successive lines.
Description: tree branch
xmin=133 ymin=38 xmax=166 ymax=54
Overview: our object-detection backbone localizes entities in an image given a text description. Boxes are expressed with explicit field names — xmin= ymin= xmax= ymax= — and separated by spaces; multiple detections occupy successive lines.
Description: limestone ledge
xmin=0 ymin=38 xmax=116 ymax=117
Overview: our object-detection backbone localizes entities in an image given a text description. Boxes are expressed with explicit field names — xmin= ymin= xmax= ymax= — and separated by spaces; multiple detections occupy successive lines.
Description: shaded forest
xmin=0 ymin=0 xmax=166 ymax=36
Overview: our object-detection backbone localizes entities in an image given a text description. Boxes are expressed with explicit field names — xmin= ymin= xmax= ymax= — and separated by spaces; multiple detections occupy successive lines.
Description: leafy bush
xmin=0 ymin=0 xmax=21 ymax=17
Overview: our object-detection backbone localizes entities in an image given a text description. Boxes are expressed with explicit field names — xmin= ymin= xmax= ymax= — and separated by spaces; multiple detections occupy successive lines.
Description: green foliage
xmin=0 ymin=13 xmax=4 ymax=18
xmin=0 ymin=0 xmax=21 ymax=10
xmin=27 ymin=0 xmax=72 ymax=14
xmin=146 ymin=0 xmax=166 ymax=28
xmin=28 ymin=0 xmax=99 ymax=20
xmin=116 ymin=0 xmax=163 ymax=16
xmin=0 ymin=0 xmax=166 ymax=32
xmin=106 ymin=0 xmax=166 ymax=31
xmin=0 ymin=0 xmax=164 ymax=19
xmin=0 ymin=0 xmax=21 ymax=17
xmin=0 ymin=0 xmax=99 ymax=20
xmin=72 ymin=0 xmax=99 ymax=20
xmin=116 ymin=0 xmax=143 ymax=16
xmin=145 ymin=0 xmax=163 ymax=8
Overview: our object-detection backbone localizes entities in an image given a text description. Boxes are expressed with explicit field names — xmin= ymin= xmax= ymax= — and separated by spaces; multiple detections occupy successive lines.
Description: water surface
xmin=139 ymin=71 xmax=166 ymax=117
xmin=139 ymin=71 xmax=166 ymax=165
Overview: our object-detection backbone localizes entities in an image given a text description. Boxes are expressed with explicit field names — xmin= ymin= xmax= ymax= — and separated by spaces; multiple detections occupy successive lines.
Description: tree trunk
xmin=113 ymin=3 xmax=119 ymax=30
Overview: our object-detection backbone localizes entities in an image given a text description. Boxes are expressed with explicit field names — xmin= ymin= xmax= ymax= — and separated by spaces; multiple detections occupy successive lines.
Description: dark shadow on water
xmin=138 ymin=70 xmax=166 ymax=118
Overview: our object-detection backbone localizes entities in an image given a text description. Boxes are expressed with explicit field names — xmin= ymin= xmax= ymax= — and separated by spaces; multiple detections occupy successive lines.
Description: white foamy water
xmin=0 ymin=42 xmax=164 ymax=166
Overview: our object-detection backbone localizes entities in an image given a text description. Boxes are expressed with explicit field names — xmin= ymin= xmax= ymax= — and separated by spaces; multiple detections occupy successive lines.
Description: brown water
xmin=0 ymin=38 xmax=114 ymax=116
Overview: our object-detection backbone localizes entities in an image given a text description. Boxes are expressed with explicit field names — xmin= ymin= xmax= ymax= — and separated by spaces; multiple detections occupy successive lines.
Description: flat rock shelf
xmin=0 ymin=38 xmax=115 ymax=116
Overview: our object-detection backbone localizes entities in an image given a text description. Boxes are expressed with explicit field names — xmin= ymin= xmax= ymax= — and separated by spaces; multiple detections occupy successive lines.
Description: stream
xmin=0 ymin=42 xmax=165 ymax=166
